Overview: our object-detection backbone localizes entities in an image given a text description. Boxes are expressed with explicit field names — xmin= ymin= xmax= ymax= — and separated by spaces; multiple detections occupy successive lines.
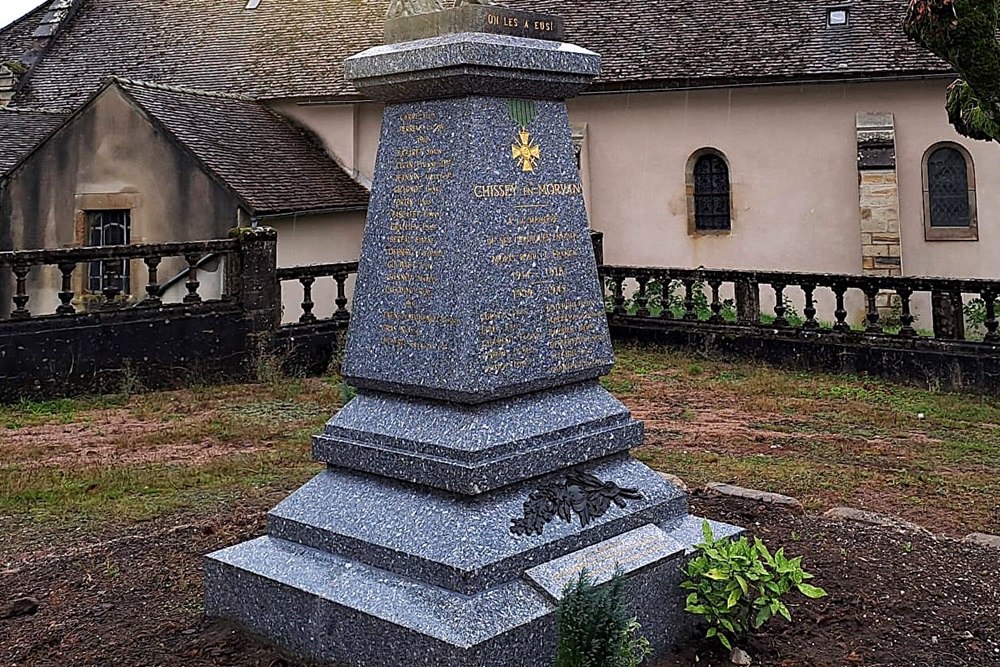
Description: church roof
xmin=0 ymin=107 xmax=66 ymax=174
xmin=0 ymin=2 xmax=47 ymax=65
xmin=3 ymin=0 xmax=953 ymax=108
xmin=109 ymin=80 xmax=370 ymax=215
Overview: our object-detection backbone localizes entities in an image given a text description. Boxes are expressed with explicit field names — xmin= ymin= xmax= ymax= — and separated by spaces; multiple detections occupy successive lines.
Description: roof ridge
xmin=0 ymin=104 xmax=68 ymax=114
xmin=109 ymin=77 xmax=257 ymax=102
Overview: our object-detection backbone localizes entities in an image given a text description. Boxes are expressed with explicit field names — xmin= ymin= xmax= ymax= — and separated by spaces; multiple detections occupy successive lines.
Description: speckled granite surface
xmin=345 ymin=32 xmax=599 ymax=102
xmin=205 ymin=22 xmax=741 ymax=667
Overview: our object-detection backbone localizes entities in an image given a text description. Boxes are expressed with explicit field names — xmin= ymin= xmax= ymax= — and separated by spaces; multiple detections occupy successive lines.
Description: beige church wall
xmin=894 ymin=103 xmax=1000 ymax=280
xmin=267 ymin=100 xmax=384 ymax=185
xmin=1 ymin=86 xmax=239 ymax=317
xmin=279 ymin=80 xmax=999 ymax=326
xmin=271 ymin=210 xmax=366 ymax=323
xmin=566 ymin=79 xmax=1000 ymax=323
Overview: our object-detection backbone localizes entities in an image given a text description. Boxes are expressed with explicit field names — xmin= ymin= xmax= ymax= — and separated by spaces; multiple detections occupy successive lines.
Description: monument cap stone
xmin=345 ymin=32 xmax=600 ymax=102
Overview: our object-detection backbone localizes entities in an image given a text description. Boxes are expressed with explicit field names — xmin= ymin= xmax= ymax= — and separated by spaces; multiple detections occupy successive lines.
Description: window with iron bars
xmin=87 ymin=210 xmax=131 ymax=294
xmin=693 ymin=153 xmax=731 ymax=232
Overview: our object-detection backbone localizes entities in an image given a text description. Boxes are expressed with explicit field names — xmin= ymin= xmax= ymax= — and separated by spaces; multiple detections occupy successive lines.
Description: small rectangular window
xmin=87 ymin=210 xmax=131 ymax=293
xmin=827 ymin=8 xmax=849 ymax=26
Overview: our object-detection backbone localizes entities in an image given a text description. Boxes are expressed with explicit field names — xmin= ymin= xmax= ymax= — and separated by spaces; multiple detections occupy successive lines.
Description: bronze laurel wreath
xmin=510 ymin=471 xmax=642 ymax=537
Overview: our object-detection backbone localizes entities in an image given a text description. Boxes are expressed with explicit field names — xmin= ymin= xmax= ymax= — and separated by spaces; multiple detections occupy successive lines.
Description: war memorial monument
xmin=205 ymin=3 xmax=741 ymax=665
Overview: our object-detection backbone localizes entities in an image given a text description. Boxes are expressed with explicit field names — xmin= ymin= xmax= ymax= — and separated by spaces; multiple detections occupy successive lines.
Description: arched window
xmin=687 ymin=149 xmax=732 ymax=234
xmin=922 ymin=143 xmax=977 ymax=241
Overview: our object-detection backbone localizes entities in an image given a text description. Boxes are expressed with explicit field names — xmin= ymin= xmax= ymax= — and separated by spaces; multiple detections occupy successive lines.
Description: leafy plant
xmin=555 ymin=570 xmax=652 ymax=667
xmin=963 ymin=295 xmax=1000 ymax=338
xmin=681 ymin=522 xmax=827 ymax=651
xmin=604 ymin=277 xmax=736 ymax=321
xmin=904 ymin=0 xmax=1000 ymax=142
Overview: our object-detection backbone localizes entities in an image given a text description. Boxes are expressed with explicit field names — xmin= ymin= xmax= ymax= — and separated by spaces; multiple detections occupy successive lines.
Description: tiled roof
xmin=529 ymin=0 xmax=953 ymax=90
xmin=114 ymin=80 xmax=369 ymax=215
xmin=0 ymin=108 xmax=66 ymax=174
xmin=14 ymin=0 xmax=951 ymax=107
xmin=0 ymin=2 xmax=47 ymax=64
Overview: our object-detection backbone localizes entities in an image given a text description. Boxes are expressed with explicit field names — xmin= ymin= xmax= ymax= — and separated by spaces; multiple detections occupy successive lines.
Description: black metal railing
xmin=0 ymin=240 xmax=238 ymax=321
xmin=599 ymin=266 xmax=1000 ymax=345
xmin=277 ymin=261 xmax=359 ymax=326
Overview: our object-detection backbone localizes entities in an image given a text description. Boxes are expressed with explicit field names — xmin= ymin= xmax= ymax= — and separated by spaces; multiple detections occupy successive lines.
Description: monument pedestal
xmin=206 ymin=17 xmax=740 ymax=667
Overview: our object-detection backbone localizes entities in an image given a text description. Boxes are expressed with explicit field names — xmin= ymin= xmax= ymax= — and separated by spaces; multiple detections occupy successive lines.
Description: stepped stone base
xmin=206 ymin=458 xmax=738 ymax=667
xmin=313 ymin=382 xmax=642 ymax=495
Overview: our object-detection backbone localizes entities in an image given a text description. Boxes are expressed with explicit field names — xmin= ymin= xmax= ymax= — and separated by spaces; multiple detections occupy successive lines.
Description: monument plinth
xmin=205 ymin=14 xmax=740 ymax=667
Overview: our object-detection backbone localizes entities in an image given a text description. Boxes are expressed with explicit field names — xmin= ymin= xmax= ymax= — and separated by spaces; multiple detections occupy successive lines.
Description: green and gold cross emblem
xmin=512 ymin=129 xmax=541 ymax=172
xmin=508 ymin=99 xmax=541 ymax=173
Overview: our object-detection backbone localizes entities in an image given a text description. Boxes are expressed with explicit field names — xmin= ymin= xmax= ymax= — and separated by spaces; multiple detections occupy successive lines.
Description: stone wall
xmin=857 ymin=112 xmax=903 ymax=278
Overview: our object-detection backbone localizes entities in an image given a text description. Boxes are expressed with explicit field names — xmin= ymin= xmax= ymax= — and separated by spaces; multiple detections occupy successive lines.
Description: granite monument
xmin=205 ymin=7 xmax=740 ymax=666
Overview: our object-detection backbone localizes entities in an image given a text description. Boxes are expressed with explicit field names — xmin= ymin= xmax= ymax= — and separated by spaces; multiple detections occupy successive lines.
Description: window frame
xmin=922 ymin=142 xmax=978 ymax=241
xmin=686 ymin=147 xmax=733 ymax=236
xmin=86 ymin=209 xmax=133 ymax=294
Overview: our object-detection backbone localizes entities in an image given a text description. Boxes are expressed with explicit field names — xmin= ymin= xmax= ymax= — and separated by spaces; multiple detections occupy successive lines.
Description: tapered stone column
xmin=205 ymin=9 xmax=740 ymax=666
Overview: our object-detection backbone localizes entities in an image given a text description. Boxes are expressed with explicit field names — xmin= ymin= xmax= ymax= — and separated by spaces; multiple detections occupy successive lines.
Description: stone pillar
xmin=857 ymin=112 xmax=902 ymax=278
xmin=206 ymin=9 xmax=739 ymax=667
xmin=228 ymin=225 xmax=280 ymax=337
xmin=857 ymin=113 xmax=903 ymax=320
xmin=590 ymin=229 xmax=605 ymax=266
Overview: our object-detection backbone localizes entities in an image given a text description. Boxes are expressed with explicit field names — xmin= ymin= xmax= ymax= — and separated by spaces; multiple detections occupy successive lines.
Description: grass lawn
xmin=1 ymin=344 xmax=998 ymax=548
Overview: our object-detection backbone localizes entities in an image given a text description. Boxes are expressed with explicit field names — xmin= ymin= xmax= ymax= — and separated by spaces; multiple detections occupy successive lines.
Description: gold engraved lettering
xmin=473 ymin=183 xmax=518 ymax=198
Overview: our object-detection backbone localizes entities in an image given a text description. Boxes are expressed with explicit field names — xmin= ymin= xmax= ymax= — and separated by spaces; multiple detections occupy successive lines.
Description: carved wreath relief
xmin=387 ymin=0 xmax=500 ymax=19
xmin=510 ymin=471 xmax=643 ymax=537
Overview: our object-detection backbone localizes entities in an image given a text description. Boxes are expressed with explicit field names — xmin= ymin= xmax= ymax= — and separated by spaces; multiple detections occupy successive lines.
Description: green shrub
xmin=681 ymin=522 xmax=827 ymax=651
xmin=555 ymin=570 xmax=652 ymax=667
xmin=964 ymin=296 xmax=1000 ymax=339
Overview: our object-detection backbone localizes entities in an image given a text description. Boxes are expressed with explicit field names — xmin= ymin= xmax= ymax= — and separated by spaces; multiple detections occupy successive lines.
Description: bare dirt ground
xmin=2 ymin=494 xmax=997 ymax=667
xmin=2 ymin=345 xmax=999 ymax=665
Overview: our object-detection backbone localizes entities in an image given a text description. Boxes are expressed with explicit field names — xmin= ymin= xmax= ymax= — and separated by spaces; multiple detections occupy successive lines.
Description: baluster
xmin=183 ymin=253 xmax=202 ymax=304
xmin=334 ymin=271 xmax=351 ymax=322
xmin=611 ymin=274 xmax=626 ymax=316
xmin=863 ymin=285 xmax=883 ymax=333
xmin=897 ymin=287 xmax=916 ymax=337
xmin=657 ymin=275 xmax=673 ymax=319
xmin=634 ymin=276 xmax=650 ymax=317
xmin=708 ymin=280 xmax=724 ymax=324
xmin=57 ymin=262 xmax=76 ymax=315
xmin=682 ymin=278 xmax=698 ymax=321
xmin=11 ymin=262 xmax=31 ymax=320
xmin=832 ymin=284 xmax=849 ymax=332
xmin=299 ymin=276 xmax=317 ymax=323
xmin=801 ymin=284 xmax=818 ymax=330
xmin=102 ymin=262 xmax=122 ymax=308
xmin=983 ymin=290 xmax=999 ymax=344
xmin=771 ymin=283 xmax=788 ymax=328
xmin=144 ymin=257 xmax=162 ymax=306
